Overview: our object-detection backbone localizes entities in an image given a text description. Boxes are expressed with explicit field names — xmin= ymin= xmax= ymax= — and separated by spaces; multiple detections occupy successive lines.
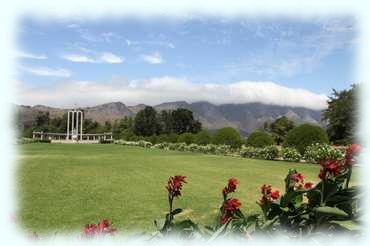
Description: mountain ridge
xmin=17 ymin=101 xmax=324 ymax=135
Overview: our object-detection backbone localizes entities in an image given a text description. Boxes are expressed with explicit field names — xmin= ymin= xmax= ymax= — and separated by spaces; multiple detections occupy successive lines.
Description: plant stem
xmin=345 ymin=168 xmax=352 ymax=189
xmin=168 ymin=194 xmax=173 ymax=221
xmin=320 ymin=181 xmax=325 ymax=206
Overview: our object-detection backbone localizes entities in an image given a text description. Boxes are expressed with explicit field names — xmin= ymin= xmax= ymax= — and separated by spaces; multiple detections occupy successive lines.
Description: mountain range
xmin=17 ymin=101 xmax=324 ymax=135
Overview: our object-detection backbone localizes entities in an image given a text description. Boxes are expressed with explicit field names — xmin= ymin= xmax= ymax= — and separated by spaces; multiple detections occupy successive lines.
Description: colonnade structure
xmin=66 ymin=109 xmax=83 ymax=141
xmin=32 ymin=108 xmax=113 ymax=144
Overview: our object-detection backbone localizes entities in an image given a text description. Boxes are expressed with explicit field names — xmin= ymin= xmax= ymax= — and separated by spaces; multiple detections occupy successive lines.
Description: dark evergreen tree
xmin=322 ymin=84 xmax=358 ymax=144
xmin=134 ymin=106 xmax=161 ymax=136
xmin=171 ymin=108 xmax=202 ymax=134
xmin=264 ymin=116 xmax=295 ymax=145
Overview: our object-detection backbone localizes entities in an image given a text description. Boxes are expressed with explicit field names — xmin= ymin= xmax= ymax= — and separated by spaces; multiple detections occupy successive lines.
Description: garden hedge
xmin=283 ymin=124 xmax=329 ymax=154
xmin=246 ymin=130 xmax=275 ymax=147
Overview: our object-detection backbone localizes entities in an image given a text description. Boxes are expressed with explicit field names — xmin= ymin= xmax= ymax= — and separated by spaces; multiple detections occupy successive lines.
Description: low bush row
xmin=115 ymin=140 xmax=347 ymax=164
xmin=16 ymin=138 xmax=51 ymax=144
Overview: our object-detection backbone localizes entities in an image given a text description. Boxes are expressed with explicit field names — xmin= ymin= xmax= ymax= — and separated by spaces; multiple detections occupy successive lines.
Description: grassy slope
xmin=17 ymin=143 xmax=340 ymax=233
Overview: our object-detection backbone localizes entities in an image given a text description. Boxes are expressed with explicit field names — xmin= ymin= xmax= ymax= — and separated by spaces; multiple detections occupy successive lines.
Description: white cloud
xmin=15 ymin=51 xmax=47 ymax=60
xmin=99 ymin=52 xmax=124 ymax=64
xmin=141 ymin=52 xmax=163 ymax=64
xmin=62 ymin=52 xmax=124 ymax=64
xmin=18 ymin=77 xmax=327 ymax=110
xmin=62 ymin=54 xmax=96 ymax=63
xmin=20 ymin=66 xmax=71 ymax=77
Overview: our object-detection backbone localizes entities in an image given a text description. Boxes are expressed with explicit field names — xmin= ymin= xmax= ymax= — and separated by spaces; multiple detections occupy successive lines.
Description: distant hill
xmin=16 ymin=101 xmax=324 ymax=135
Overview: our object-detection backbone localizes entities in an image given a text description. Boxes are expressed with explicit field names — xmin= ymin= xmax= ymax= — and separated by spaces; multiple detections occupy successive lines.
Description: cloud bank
xmin=18 ymin=77 xmax=327 ymax=110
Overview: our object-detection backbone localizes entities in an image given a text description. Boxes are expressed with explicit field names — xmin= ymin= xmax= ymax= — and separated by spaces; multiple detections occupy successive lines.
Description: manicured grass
xmin=17 ymin=143 xmax=356 ymax=233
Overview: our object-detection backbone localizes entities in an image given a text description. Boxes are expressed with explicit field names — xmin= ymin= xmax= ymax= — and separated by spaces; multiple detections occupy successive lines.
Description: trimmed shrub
xmin=215 ymin=144 xmax=232 ymax=155
xmin=17 ymin=138 xmax=38 ymax=144
xmin=240 ymin=145 xmax=279 ymax=160
xmin=194 ymin=130 xmax=211 ymax=145
xmin=211 ymin=127 xmax=242 ymax=148
xmin=240 ymin=146 xmax=259 ymax=159
xmin=283 ymin=124 xmax=329 ymax=155
xmin=157 ymin=133 xmax=179 ymax=143
xmin=246 ymin=131 xmax=275 ymax=148
xmin=282 ymin=147 xmax=301 ymax=162
xmin=177 ymin=133 xmax=195 ymax=145
xmin=152 ymin=142 xmax=169 ymax=150
xmin=259 ymin=146 xmax=279 ymax=160
xmin=137 ymin=140 xmax=153 ymax=148
xmin=304 ymin=143 xmax=343 ymax=163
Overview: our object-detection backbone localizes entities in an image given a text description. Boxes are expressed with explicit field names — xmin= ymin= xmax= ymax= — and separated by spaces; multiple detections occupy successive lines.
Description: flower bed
xmin=115 ymin=140 xmax=349 ymax=164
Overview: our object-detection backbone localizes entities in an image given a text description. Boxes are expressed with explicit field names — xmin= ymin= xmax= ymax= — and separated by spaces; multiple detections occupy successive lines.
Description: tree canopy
xmin=322 ymin=84 xmax=358 ymax=144
xmin=264 ymin=116 xmax=295 ymax=145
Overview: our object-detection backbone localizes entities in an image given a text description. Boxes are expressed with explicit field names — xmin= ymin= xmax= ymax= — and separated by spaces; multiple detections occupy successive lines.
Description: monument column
xmin=72 ymin=110 xmax=75 ymax=139
xmin=76 ymin=111 xmax=79 ymax=141
xmin=80 ymin=111 xmax=83 ymax=141
xmin=66 ymin=111 xmax=70 ymax=140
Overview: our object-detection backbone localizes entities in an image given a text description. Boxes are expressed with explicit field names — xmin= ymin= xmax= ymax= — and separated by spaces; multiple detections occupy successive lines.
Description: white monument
xmin=66 ymin=109 xmax=83 ymax=141
xmin=32 ymin=108 xmax=113 ymax=143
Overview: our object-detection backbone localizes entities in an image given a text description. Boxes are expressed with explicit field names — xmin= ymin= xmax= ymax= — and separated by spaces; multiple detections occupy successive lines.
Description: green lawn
xmin=17 ymin=143 xmax=350 ymax=233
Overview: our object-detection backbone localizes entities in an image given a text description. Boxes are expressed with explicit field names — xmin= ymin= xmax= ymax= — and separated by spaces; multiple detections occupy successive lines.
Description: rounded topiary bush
xmin=246 ymin=130 xmax=275 ymax=148
xmin=194 ymin=130 xmax=211 ymax=145
xmin=211 ymin=127 xmax=242 ymax=148
xmin=283 ymin=124 xmax=329 ymax=155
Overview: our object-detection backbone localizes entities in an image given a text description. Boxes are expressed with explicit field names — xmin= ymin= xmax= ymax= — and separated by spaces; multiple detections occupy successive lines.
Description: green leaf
xmin=154 ymin=219 xmax=166 ymax=231
xmin=173 ymin=219 xmax=199 ymax=231
xmin=171 ymin=208 xmax=183 ymax=215
xmin=207 ymin=220 xmax=230 ymax=242
xmin=331 ymin=220 xmax=362 ymax=230
xmin=314 ymin=206 xmax=349 ymax=218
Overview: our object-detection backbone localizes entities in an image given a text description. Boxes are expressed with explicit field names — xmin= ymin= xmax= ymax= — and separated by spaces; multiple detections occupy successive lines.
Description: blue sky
xmin=16 ymin=16 xmax=356 ymax=109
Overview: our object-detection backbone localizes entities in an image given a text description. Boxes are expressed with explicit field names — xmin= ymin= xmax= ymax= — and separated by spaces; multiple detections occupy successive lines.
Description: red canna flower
xmin=291 ymin=173 xmax=304 ymax=183
xmin=325 ymin=160 xmax=341 ymax=176
xmin=304 ymin=182 xmax=313 ymax=189
xmin=222 ymin=177 xmax=239 ymax=196
xmin=344 ymin=144 xmax=361 ymax=167
xmin=319 ymin=169 xmax=326 ymax=180
xmin=227 ymin=178 xmax=238 ymax=192
xmin=220 ymin=198 xmax=242 ymax=225
xmin=319 ymin=159 xmax=341 ymax=179
xmin=260 ymin=184 xmax=272 ymax=195
xmin=84 ymin=223 xmax=98 ymax=236
xmin=223 ymin=198 xmax=242 ymax=212
xmin=83 ymin=219 xmax=116 ymax=237
xmin=258 ymin=184 xmax=280 ymax=205
xmin=270 ymin=190 xmax=280 ymax=200
xmin=166 ymin=175 xmax=187 ymax=198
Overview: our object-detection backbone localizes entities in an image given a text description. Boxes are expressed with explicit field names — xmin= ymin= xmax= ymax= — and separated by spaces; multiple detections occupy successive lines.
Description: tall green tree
xmin=112 ymin=116 xmax=134 ymax=139
xmin=322 ymin=84 xmax=358 ymax=144
xmin=158 ymin=110 xmax=173 ymax=134
xmin=134 ymin=106 xmax=161 ymax=136
xmin=34 ymin=111 xmax=50 ymax=132
xmin=264 ymin=116 xmax=295 ymax=145
xmin=171 ymin=108 xmax=202 ymax=134
xmin=83 ymin=118 xmax=100 ymax=133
